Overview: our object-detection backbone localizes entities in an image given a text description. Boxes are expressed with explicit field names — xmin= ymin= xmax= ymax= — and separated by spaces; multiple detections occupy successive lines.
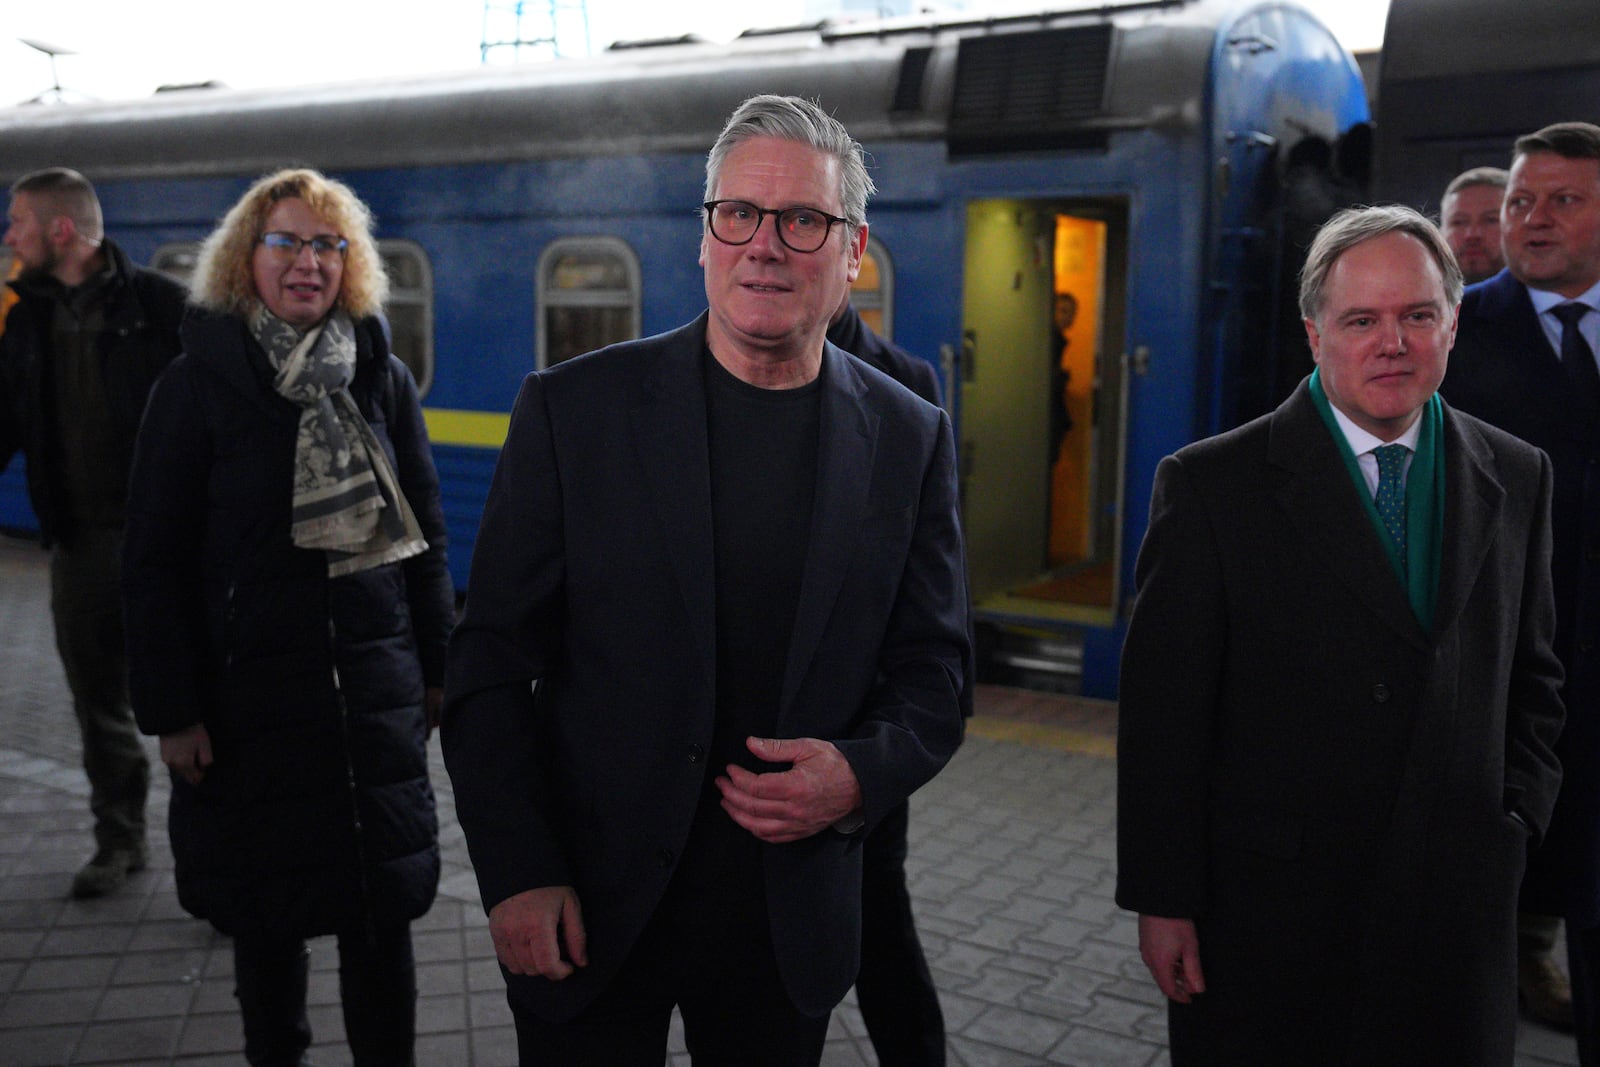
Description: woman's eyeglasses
xmin=258 ymin=232 xmax=349 ymax=264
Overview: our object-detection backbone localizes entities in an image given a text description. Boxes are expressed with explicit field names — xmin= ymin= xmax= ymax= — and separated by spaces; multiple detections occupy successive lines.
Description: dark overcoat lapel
xmin=628 ymin=337 xmax=717 ymax=694
xmin=1266 ymin=389 xmax=1426 ymax=647
xmin=782 ymin=345 xmax=878 ymax=723
xmin=1265 ymin=383 xmax=1506 ymax=646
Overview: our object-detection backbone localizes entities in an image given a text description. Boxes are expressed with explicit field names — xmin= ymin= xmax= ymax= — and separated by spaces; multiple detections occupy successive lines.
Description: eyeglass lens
xmin=261 ymin=232 xmax=347 ymax=261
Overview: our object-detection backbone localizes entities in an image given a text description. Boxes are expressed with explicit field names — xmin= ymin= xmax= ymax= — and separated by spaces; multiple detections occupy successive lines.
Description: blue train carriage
xmin=1373 ymin=0 xmax=1600 ymax=211
xmin=0 ymin=0 xmax=1367 ymax=698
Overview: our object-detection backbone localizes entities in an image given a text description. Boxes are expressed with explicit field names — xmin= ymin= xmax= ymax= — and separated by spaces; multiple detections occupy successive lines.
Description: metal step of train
xmin=974 ymin=617 xmax=1085 ymax=695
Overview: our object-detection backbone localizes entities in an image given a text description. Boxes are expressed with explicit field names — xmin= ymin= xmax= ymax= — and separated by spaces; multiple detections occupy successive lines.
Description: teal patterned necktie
xmin=1373 ymin=444 xmax=1408 ymax=568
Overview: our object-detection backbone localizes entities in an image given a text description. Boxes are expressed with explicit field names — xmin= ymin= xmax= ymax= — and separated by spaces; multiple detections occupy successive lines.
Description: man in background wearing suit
xmin=442 ymin=95 xmax=970 ymax=1066
xmin=1116 ymin=205 xmax=1564 ymax=1065
xmin=827 ymin=292 xmax=952 ymax=1066
xmin=1442 ymin=120 xmax=1600 ymax=1064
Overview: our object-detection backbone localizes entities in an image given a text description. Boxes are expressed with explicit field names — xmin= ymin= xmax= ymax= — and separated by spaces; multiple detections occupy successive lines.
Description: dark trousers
xmin=1572 ymin=923 xmax=1600 ymax=1066
xmin=510 ymin=892 xmax=829 ymax=1066
xmin=49 ymin=530 xmax=148 ymax=852
xmin=234 ymin=923 xmax=417 ymax=1067
xmin=856 ymin=799 xmax=946 ymax=1066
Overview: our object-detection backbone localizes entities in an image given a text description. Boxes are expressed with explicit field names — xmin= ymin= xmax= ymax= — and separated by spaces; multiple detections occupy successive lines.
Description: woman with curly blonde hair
xmin=123 ymin=167 xmax=454 ymax=1067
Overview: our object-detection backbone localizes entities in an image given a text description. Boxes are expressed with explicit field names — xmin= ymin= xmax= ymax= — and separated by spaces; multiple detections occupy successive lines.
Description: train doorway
xmin=959 ymin=197 xmax=1129 ymax=643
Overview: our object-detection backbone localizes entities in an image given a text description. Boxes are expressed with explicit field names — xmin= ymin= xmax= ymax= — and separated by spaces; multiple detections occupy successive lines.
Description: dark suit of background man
xmin=1116 ymin=204 xmax=1564 ymax=1066
xmin=0 ymin=168 xmax=185 ymax=899
xmin=442 ymin=94 xmax=971 ymax=1067
xmin=827 ymin=292 xmax=956 ymax=1067
xmin=1442 ymin=120 xmax=1600 ymax=1065
xmin=1441 ymin=158 xmax=1574 ymax=1035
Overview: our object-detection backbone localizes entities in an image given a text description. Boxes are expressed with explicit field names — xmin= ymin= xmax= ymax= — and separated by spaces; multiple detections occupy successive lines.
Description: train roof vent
xmin=892 ymin=47 xmax=933 ymax=114
xmin=950 ymin=25 xmax=1114 ymax=154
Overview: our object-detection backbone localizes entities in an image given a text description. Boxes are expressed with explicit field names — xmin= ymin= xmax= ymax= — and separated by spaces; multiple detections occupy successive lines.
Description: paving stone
xmin=0 ymin=987 xmax=100 ymax=1028
xmin=1047 ymin=1023 xmax=1161 ymax=1067
xmin=95 ymin=980 xmax=197 ymax=1020
xmin=72 ymin=1016 xmax=182 ymax=1063
xmin=963 ymin=1003 xmax=1073 ymax=1057
xmin=0 ymin=1023 xmax=81 ymax=1067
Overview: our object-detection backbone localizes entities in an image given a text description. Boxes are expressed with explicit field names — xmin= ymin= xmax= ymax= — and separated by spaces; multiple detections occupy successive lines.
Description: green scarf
xmin=1308 ymin=369 xmax=1443 ymax=630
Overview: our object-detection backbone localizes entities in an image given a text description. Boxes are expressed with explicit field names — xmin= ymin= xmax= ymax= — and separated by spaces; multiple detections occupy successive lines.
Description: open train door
xmin=958 ymin=196 xmax=1129 ymax=691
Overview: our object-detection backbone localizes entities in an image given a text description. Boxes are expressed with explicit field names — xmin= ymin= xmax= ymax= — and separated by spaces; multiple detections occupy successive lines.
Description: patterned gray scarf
xmin=250 ymin=305 xmax=427 ymax=577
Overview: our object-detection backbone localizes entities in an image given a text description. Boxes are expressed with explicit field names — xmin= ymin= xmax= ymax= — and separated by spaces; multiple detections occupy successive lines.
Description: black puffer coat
xmin=123 ymin=308 xmax=454 ymax=939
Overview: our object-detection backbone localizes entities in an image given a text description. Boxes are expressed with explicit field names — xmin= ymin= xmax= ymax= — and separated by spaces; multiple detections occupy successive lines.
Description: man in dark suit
xmin=1442 ymin=120 xmax=1600 ymax=1063
xmin=1116 ymin=205 xmax=1564 ymax=1065
xmin=826 ymin=293 xmax=951 ymax=1067
xmin=442 ymin=95 xmax=970 ymax=1066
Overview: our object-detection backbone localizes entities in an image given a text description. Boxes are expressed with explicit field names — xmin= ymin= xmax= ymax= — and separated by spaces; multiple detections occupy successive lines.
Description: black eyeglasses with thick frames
xmin=703 ymin=200 xmax=851 ymax=254
xmin=258 ymin=232 xmax=349 ymax=264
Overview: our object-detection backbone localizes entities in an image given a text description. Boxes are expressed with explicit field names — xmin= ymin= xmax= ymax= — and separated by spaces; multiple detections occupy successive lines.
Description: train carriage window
xmin=849 ymin=236 xmax=895 ymax=341
xmin=379 ymin=240 xmax=435 ymax=397
xmin=538 ymin=237 xmax=642 ymax=369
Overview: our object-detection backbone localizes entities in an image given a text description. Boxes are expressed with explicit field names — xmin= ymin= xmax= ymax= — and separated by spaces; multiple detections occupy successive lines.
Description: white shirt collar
xmin=1527 ymin=278 xmax=1600 ymax=316
xmin=1326 ymin=399 xmax=1424 ymax=457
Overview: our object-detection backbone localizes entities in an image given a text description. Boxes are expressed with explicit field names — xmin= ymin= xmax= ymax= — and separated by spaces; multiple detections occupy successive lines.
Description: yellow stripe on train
xmin=422 ymin=409 xmax=511 ymax=449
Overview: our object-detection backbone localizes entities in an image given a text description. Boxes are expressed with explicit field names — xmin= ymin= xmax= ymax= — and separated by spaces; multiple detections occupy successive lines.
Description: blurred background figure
xmin=1444 ymin=122 xmax=1600 ymax=1062
xmin=121 ymin=168 xmax=454 ymax=1067
xmin=1 ymin=167 xmax=185 ymax=899
xmin=1441 ymin=167 xmax=1509 ymax=284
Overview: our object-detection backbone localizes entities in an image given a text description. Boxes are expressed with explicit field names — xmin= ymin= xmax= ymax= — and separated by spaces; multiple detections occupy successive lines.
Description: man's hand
xmin=160 ymin=724 xmax=213 ymax=786
xmin=1139 ymin=914 xmax=1206 ymax=1003
xmin=489 ymin=886 xmax=588 ymax=980
xmin=715 ymin=736 xmax=864 ymax=843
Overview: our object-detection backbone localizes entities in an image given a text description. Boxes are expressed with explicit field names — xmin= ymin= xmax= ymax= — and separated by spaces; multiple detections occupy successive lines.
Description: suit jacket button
xmin=1372 ymin=684 xmax=1391 ymax=704
xmin=687 ymin=744 xmax=703 ymax=764
xmin=657 ymin=848 xmax=674 ymax=868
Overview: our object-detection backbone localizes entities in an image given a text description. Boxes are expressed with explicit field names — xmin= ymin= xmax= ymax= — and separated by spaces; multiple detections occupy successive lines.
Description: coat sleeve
xmin=831 ymin=408 xmax=970 ymax=828
xmin=384 ymin=356 xmax=455 ymax=686
xmin=1503 ymin=449 xmax=1565 ymax=838
xmin=1115 ymin=453 xmax=1227 ymax=919
xmin=122 ymin=359 xmax=215 ymax=737
xmin=440 ymin=372 xmax=573 ymax=909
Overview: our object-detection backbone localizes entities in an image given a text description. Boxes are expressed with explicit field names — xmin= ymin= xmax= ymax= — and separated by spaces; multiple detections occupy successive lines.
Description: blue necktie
xmin=1552 ymin=302 xmax=1600 ymax=418
xmin=1373 ymin=444 xmax=1408 ymax=568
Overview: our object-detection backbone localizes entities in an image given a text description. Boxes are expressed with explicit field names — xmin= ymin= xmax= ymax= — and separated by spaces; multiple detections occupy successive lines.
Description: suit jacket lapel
xmin=1430 ymin=405 xmax=1503 ymax=637
xmin=780 ymin=345 xmax=879 ymax=720
xmin=629 ymin=317 xmax=718 ymax=691
xmin=1269 ymin=383 xmax=1429 ymax=648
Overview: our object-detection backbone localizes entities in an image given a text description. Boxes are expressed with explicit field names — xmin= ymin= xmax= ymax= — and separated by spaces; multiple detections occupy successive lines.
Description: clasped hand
xmin=715 ymin=735 xmax=863 ymax=843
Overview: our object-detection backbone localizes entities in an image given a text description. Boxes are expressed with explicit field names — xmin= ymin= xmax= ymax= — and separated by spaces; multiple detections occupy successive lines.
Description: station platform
xmin=0 ymin=534 xmax=1579 ymax=1065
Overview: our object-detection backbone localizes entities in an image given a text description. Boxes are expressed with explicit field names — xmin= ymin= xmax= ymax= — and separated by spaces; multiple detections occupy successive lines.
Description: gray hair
xmin=1298 ymin=205 xmax=1463 ymax=322
xmin=704 ymin=95 xmax=875 ymax=225
xmin=1443 ymin=166 xmax=1508 ymax=200
xmin=9 ymin=167 xmax=103 ymax=243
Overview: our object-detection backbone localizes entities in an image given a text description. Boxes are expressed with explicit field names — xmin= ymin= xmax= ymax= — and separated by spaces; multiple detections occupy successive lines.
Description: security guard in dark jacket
xmin=0 ymin=167 xmax=186 ymax=897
